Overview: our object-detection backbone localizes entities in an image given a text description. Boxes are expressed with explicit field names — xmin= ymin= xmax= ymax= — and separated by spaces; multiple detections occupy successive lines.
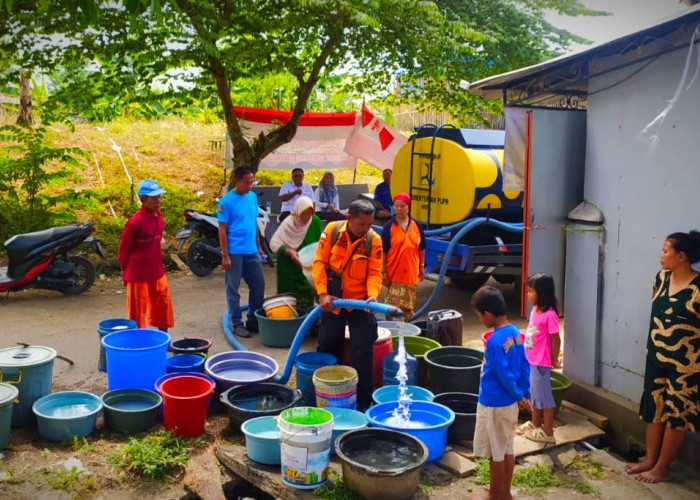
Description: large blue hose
xmin=410 ymin=217 xmax=523 ymax=321
xmin=222 ymin=299 xmax=403 ymax=384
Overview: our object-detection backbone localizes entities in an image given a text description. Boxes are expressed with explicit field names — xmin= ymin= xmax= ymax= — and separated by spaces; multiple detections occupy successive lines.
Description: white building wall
xmin=584 ymin=46 xmax=700 ymax=401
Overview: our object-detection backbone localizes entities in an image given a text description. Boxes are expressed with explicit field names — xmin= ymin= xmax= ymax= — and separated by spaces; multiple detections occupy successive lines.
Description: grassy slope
xmin=38 ymin=117 xmax=383 ymax=254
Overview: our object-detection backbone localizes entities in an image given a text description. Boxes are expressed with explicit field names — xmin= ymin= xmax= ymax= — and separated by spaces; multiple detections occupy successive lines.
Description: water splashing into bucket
xmin=388 ymin=321 xmax=413 ymax=426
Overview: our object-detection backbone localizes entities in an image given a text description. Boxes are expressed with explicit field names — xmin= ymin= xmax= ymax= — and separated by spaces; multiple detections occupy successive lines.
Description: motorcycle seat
xmin=4 ymin=224 xmax=84 ymax=264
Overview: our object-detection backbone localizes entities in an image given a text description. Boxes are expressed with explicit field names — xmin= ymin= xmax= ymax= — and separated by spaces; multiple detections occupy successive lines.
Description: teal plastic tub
xmin=325 ymin=407 xmax=367 ymax=454
xmin=33 ymin=391 xmax=102 ymax=442
xmin=241 ymin=416 xmax=281 ymax=465
xmin=372 ymin=385 xmax=434 ymax=405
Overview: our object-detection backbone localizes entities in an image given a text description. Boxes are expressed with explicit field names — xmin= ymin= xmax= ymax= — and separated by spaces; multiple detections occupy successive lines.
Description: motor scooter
xmin=0 ymin=222 xmax=104 ymax=302
xmin=175 ymin=205 xmax=275 ymax=277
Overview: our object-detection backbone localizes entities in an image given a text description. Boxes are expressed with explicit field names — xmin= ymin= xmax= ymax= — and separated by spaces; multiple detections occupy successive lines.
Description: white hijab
xmin=270 ymin=196 xmax=315 ymax=253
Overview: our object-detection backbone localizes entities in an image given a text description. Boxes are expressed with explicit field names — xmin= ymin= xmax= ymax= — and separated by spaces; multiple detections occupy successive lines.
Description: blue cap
xmin=137 ymin=179 xmax=166 ymax=197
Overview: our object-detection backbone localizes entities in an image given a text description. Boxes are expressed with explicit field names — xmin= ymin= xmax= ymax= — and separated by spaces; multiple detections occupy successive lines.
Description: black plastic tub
xmin=335 ymin=428 xmax=428 ymax=500
xmin=424 ymin=346 xmax=483 ymax=395
xmin=433 ymin=392 xmax=478 ymax=443
xmin=219 ymin=382 xmax=302 ymax=430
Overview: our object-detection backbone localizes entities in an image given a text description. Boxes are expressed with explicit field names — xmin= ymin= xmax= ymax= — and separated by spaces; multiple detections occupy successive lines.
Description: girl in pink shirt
xmin=519 ymin=273 xmax=561 ymax=443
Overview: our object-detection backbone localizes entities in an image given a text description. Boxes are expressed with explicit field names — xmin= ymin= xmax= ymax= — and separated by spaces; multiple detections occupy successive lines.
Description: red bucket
xmin=343 ymin=326 xmax=393 ymax=389
xmin=160 ymin=375 xmax=214 ymax=438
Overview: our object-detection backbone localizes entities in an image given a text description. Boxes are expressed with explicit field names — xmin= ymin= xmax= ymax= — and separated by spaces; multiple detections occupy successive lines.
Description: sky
xmin=546 ymin=0 xmax=692 ymax=52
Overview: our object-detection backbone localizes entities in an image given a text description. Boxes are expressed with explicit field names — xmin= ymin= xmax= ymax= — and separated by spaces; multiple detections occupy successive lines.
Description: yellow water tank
xmin=391 ymin=137 xmax=523 ymax=225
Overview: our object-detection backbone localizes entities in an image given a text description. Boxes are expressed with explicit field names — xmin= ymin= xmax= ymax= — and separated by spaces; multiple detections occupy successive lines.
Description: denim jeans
xmin=225 ymin=253 xmax=265 ymax=329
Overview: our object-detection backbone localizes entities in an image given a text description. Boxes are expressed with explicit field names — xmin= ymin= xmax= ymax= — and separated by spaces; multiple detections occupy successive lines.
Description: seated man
xmin=373 ymin=168 xmax=393 ymax=218
xmin=278 ymin=168 xmax=315 ymax=221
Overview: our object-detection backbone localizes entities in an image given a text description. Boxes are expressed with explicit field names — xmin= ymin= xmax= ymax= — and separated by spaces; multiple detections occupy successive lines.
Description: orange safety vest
xmin=312 ymin=221 xmax=383 ymax=303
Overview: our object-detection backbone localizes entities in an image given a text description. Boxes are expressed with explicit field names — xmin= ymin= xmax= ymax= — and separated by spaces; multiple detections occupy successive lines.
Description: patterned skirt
xmin=385 ymin=282 xmax=417 ymax=318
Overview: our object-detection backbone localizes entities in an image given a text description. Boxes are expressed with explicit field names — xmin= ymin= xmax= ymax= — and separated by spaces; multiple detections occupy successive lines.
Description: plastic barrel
xmin=0 ymin=346 xmax=57 ymax=427
xmin=277 ymin=407 xmax=334 ymax=489
xmin=160 ymin=375 xmax=215 ymax=437
xmin=391 ymin=335 xmax=441 ymax=387
xmin=294 ymin=352 xmax=338 ymax=406
xmin=0 ymin=383 xmax=19 ymax=449
xmin=313 ymin=365 xmax=358 ymax=410
xmin=425 ymin=346 xmax=484 ymax=395
xmin=382 ymin=348 xmax=418 ymax=386
xmin=102 ymin=329 xmax=171 ymax=391
xmin=97 ymin=319 xmax=137 ymax=372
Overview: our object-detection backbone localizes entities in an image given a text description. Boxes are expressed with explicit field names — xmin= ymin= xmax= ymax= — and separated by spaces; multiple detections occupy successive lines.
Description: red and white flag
xmin=229 ymin=106 xmax=357 ymax=170
xmin=343 ymin=105 xmax=407 ymax=171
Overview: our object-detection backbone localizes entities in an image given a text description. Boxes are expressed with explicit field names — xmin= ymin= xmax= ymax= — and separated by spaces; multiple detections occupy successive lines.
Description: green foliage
xmin=472 ymin=457 xmax=491 ymax=485
xmin=512 ymin=464 xmax=564 ymax=494
xmin=313 ymin=469 xmax=362 ymax=500
xmin=45 ymin=465 xmax=97 ymax=494
xmin=66 ymin=435 xmax=95 ymax=454
xmin=114 ymin=429 xmax=192 ymax=480
xmin=0 ymin=124 xmax=94 ymax=241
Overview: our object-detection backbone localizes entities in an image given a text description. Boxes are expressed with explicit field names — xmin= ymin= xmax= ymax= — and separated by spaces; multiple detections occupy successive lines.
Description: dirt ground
xmin=1 ymin=267 xmax=699 ymax=499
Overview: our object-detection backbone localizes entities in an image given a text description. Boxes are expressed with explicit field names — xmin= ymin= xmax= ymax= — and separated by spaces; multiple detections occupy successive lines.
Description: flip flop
xmin=524 ymin=427 xmax=556 ymax=444
xmin=515 ymin=420 xmax=537 ymax=435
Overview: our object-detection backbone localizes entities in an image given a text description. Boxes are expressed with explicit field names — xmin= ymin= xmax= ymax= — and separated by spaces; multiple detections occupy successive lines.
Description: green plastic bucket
xmin=0 ymin=383 xmax=19 ymax=449
xmin=391 ymin=335 xmax=442 ymax=387
xmin=551 ymin=371 xmax=572 ymax=413
xmin=0 ymin=346 xmax=57 ymax=427
xmin=277 ymin=407 xmax=334 ymax=489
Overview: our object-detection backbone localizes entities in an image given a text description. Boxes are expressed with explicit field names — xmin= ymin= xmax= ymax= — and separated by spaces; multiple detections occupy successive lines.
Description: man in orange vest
xmin=312 ymin=199 xmax=383 ymax=411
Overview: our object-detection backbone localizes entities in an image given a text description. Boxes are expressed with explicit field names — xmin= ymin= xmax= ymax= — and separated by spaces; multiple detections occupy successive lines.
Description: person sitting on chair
xmin=278 ymin=168 xmax=315 ymax=222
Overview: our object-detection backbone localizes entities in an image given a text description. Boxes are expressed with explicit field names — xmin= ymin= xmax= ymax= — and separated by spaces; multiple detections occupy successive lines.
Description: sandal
xmin=524 ymin=427 xmax=556 ymax=444
xmin=515 ymin=421 xmax=536 ymax=436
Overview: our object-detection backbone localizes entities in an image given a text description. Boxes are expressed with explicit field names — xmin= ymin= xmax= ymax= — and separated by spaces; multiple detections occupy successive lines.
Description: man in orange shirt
xmin=312 ymin=199 xmax=383 ymax=411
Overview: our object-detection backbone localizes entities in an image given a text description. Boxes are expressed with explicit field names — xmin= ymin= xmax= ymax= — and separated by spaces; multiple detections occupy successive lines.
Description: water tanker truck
xmin=390 ymin=124 xmax=524 ymax=289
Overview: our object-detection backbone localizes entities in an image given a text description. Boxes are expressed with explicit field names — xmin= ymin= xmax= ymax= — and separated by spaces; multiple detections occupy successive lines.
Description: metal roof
xmin=469 ymin=6 xmax=700 ymax=109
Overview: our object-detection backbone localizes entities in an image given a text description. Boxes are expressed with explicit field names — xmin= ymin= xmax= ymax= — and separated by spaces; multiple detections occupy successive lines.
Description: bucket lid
xmin=0 ymin=383 xmax=19 ymax=405
xmin=344 ymin=326 xmax=391 ymax=341
xmin=0 ymin=346 xmax=57 ymax=367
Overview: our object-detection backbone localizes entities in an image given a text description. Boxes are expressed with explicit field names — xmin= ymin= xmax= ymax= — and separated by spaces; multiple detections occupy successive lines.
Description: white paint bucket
xmin=277 ymin=407 xmax=334 ymax=489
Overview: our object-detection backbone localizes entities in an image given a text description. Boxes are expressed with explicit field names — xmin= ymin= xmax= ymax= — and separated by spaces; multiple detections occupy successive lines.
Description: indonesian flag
xmin=343 ymin=105 xmax=407 ymax=171
xmin=229 ymin=106 xmax=357 ymax=170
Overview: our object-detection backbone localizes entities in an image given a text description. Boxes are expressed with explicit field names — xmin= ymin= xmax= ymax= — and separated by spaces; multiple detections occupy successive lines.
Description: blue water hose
xmin=222 ymin=299 xmax=403 ymax=384
xmin=410 ymin=217 xmax=523 ymax=321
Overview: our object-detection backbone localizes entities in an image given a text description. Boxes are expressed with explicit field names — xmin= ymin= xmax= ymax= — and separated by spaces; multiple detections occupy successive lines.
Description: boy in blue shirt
xmin=472 ymin=285 xmax=530 ymax=500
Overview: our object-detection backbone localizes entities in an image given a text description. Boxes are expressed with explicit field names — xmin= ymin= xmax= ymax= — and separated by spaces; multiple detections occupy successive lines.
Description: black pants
xmin=317 ymin=309 xmax=377 ymax=410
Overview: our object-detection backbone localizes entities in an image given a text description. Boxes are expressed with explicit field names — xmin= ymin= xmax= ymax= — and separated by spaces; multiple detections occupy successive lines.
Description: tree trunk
xmin=17 ymin=71 xmax=34 ymax=125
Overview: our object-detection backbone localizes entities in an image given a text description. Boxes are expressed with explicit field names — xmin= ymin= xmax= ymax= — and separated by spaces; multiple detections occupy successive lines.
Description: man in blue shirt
xmin=471 ymin=285 xmax=530 ymax=500
xmin=217 ymin=166 xmax=265 ymax=337
xmin=373 ymin=169 xmax=392 ymax=218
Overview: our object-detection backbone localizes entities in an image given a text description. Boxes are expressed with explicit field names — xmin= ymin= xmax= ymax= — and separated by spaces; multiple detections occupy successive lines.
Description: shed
xmin=469 ymin=6 xmax=700 ymax=463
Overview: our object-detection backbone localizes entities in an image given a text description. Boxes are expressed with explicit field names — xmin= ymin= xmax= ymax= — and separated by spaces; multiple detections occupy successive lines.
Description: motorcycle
xmin=175 ymin=204 xmax=276 ymax=277
xmin=0 ymin=222 xmax=105 ymax=302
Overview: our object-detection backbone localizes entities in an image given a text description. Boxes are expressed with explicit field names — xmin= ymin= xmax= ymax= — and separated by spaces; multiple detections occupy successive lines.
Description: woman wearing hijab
xmin=381 ymin=192 xmax=426 ymax=319
xmin=269 ymin=196 xmax=322 ymax=310
xmin=314 ymin=171 xmax=346 ymax=221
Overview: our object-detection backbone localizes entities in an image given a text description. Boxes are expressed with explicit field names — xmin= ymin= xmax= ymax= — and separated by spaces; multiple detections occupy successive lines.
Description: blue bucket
xmin=166 ymin=354 xmax=205 ymax=374
xmin=97 ymin=319 xmax=137 ymax=372
xmin=325 ymin=407 xmax=367 ymax=454
xmin=294 ymin=352 xmax=337 ymax=406
xmin=372 ymin=385 xmax=434 ymax=405
xmin=0 ymin=383 xmax=18 ymax=449
xmin=241 ymin=416 xmax=281 ymax=465
xmin=33 ymin=391 xmax=102 ymax=442
xmin=102 ymin=329 xmax=171 ymax=391
xmin=365 ymin=401 xmax=455 ymax=462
